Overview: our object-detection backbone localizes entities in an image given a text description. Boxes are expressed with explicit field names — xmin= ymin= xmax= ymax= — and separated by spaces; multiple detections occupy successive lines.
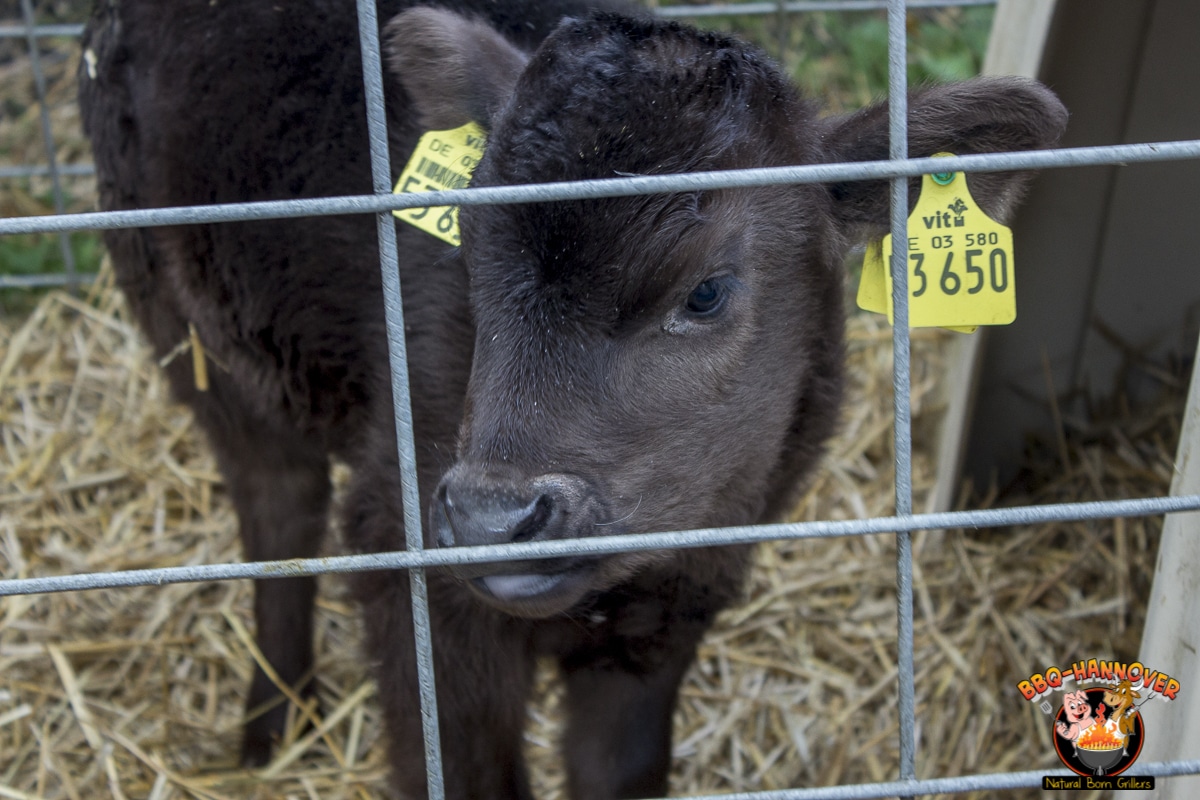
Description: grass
xmin=2 ymin=0 xmax=99 ymax=314
xmin=0 ymin=229 xmax=103 ymax=314
xmin=694 ymin=5 xmax=995 ymax=110
xmin=0 ymin=180 xmax=102 ymax=317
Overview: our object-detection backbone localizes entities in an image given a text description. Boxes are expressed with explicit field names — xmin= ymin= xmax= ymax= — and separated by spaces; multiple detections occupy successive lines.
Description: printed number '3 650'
xmin=911 ymin=248 xmax=1008 ymax=297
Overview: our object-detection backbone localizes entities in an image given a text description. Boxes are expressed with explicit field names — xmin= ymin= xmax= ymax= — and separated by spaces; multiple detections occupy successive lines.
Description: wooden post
xmin=1120 ymin=333 xmax=1200 ymax=796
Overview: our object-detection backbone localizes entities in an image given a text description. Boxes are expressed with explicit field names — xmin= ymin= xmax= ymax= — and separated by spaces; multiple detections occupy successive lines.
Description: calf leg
xmin=358 ymin=572 xmax=536 ymax=800
xmin=204 ymin=417 xmax=331 ymax=766
xmin=560 ymin=644 xmax=697 ymax=800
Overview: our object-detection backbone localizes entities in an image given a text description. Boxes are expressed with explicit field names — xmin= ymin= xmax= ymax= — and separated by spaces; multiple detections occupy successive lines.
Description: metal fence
xmin=3 ymin=0 xmax=1200 ymax=798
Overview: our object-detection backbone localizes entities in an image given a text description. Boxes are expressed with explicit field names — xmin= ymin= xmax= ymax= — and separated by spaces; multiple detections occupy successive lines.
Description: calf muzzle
xmin=431 ymin=467 xmax=610 ymax=613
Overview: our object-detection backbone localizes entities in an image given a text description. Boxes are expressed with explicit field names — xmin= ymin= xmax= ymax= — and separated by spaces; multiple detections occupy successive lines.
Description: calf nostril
xmin=509 ymin=495 xmax=553 ymax=543
xmin=433 ymin=483 xmax=455 ymax=548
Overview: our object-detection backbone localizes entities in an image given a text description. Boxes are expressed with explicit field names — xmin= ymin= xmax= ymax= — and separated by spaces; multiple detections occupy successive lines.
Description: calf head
xmin=388 ymin=9 xmax=1067 ymax=618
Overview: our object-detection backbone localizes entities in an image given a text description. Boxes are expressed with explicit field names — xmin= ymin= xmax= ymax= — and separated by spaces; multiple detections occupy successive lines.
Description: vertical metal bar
xmin=353 ymin=1 xmax=446 ymax=798
xmin=775 ymin=0 xmax=791 ymax=63
xmin=19 ymin=0 xmax=78 ymax=290
xmin=886 ymin=0 xmax=917 ymax=792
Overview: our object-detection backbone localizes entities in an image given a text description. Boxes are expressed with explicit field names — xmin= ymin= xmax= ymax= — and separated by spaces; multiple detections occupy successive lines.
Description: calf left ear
xmin=822 ymin=77 xmax=1068 ymax=239
xmin=384 ymin=8 xmax=529 ymax=131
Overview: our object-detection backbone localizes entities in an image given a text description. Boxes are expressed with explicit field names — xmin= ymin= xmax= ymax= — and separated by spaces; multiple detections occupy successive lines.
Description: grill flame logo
xmin=1077 ymin=722 xmax=1124 ymax=751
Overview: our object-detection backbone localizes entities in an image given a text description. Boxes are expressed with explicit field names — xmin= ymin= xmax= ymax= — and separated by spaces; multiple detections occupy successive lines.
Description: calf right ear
xmin=821 ymin=77 xmax=1068 ymax=240
xmin=384 ymin=8 xmax=529 ymax=131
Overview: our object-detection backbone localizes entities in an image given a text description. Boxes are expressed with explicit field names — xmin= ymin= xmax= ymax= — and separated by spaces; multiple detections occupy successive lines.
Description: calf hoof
xmin=240 ymin=725 xmax=275 ymax=768
xmin=240 ymin=677 xmax=317 ymax=767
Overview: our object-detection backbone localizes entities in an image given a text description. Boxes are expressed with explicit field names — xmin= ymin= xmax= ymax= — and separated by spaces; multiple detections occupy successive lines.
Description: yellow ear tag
xmin=856 ymin=239 xmax=890 ymax=317
xmin=393 ymin=121 xmax=487 ymax=246
xmin=856 ymin=153 xmax=1016 ymax=333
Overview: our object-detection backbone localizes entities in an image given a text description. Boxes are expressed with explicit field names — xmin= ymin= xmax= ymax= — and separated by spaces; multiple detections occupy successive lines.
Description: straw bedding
xmin=0 ymin=22 xmax=1186 ymax=800
xmin=0 ymin=262 xmax=1181 ymax=799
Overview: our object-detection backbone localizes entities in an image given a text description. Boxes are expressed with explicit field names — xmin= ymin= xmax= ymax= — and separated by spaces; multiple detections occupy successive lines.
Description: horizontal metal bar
xmin=680 ymin=759 xmax=1200 ymax=799
xmin=0 ymin=272 xmax=96 ymax=289
xmin=0 ymin=164 xmax=96 ymax=179
xmin=2 ymin=140 xmax=1197 ymax=238
xmin=658 ymin=0 xmax=995 ymax=18
xmin=1 ymin=493 xmax=1197 ymax=598
xmin=0 ymin=23 xmax=84 ymax=39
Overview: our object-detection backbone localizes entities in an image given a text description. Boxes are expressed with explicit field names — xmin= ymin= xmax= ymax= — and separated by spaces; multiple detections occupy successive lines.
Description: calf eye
xmin=685 ymin=278 xmax=727 ymax=316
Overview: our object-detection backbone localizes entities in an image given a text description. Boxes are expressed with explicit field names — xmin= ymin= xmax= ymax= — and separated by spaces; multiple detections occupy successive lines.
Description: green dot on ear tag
xmin=931 ymin=170 xmax=955 ymax=186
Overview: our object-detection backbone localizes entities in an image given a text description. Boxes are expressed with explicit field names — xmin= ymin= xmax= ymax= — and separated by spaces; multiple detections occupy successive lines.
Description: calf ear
xmin=822 ymin=77 xmax=1068 ymax=238
xmin=384 ymin=7 xmax=529 ymax=131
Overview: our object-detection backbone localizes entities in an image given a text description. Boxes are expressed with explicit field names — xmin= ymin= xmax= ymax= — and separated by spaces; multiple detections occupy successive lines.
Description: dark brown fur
xmin=79 ymin=1 xmax=1066 ymax=796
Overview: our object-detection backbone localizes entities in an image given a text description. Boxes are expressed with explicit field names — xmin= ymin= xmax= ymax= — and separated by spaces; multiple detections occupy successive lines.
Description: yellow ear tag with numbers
xmin=393 ymin=121 xmax=487 ymax=246
xmin=856 ymin=153 xmax=1016 ymax=333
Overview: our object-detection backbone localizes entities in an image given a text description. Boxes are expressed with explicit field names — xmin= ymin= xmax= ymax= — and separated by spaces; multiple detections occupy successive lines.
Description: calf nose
xmin=438 ymin=484 xmax=551 ymax=548
xmin=432 ymin=471 xmax=593 ymax=548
